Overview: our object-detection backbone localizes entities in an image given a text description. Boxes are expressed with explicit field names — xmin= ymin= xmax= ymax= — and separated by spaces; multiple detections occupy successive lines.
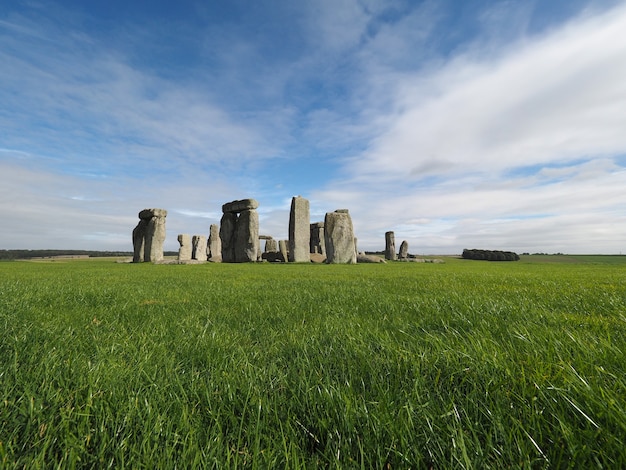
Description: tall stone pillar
xmin=219 ymin=212 xmax=238 ymax=263
xmin=208 ymin=224 xmax=222 ymax=262
xmin=324 ymin=209 xmax=356 ymax=264
xmin=288 ymin=196 xmax=310 ymax=262
xmin=192 ymin=235 xmax=207 ymax=261
xmin=279 ymin=240 xmax=289 ymax=262
xmin=385 ymin=231 xmax=397 ymax=261
xmin=178 ymin=234 xmax=192 ymax=261
xmin=132 ymin=208 xmax=167 ymax=263
xmin=399 ymin=240 xmax=409 ymax=259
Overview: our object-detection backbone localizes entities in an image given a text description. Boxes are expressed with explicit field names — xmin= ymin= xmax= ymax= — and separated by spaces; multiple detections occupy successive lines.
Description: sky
xmin=1 ymin=0 xmax=625 ymax=254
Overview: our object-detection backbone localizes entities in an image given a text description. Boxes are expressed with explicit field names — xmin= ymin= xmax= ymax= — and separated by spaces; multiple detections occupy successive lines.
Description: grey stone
xmin=357 ymin=253 xmax=387 ymax=263
xmin=399 ymin=240 xmax=409 ymax=259
xmin=279 ymin=240 xmax=289 ymax=262
xmin=144 ymin=213 xmax=167 ymax=262
xmin=310 ymin=222 xmax=326 ymax=255
xmin=288 ymin=196 xmax=310 ymax=262
xmin=220 ymin=212 xmax=238 ymax=263
xmin=208 ymin=224 xmax=222 ymax=262
xmin=324 ymin=210 xmax=356 ymax=264
xmin=265 ymin=238 xmax=278 ymax=253
xmin=234 ymin=209 xmax=259 ymax=262
xmin=132 ymin=219 xmax=148 ymax=262
xmin=222 ymin=199 xmax=259 ymax=213
xmin=139 ymin=208 xmax=168 ymax=220
xmin=192 ymin=235 xmax=207 ymax=261
xmin=385 ymin=231 xmax=397 ymax=261
xmin=178 ymin=234 xmax=192 ymax=261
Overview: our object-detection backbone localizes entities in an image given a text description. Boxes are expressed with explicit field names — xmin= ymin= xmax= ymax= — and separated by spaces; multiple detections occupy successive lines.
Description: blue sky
xmin=1 ymin=0 xmax=625 ymax=254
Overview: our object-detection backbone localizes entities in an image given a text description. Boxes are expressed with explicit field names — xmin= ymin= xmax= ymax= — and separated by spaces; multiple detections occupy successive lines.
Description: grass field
xmin=1 ymin=256 xmax=625 ymax=468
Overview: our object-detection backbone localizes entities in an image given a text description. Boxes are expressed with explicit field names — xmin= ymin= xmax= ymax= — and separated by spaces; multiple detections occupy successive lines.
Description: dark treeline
xmin=0 ymin=250 xmax=131 ymax=260
xmin=1 ymin=250 xmax=181 ymax=260
xmin=462 ymin=249 xmax=520 ymax=261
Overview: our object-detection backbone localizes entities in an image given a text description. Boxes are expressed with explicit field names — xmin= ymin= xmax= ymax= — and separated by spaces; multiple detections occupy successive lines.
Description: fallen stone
xmin=357 ymin=253 xmax=386 ymax=263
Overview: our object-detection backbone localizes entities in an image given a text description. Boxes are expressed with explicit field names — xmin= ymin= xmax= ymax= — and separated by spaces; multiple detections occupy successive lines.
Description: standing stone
xmin=234 ymin=209 xmax=259 ymax=263
xmin=324 ymin=210 xmax=357 ymax=264
xmin=132 ymin=208 xmax=167 ymax=263
xmin=399 ymin=240 xmax=409 ymax=259
xmin=208 ymin=224 xmax=222 ymax=262
xmin=132 ymin=219 xmax=148 ymax=262
xmin=310 ymin=222 xmax=325 ymax=255
xmin=385 ymin=231 xmax=397 ymax=261
xmin=192 ymin=235 xmax=207 ymax=261
xmin=220 ymin=212 xmax=238 ymax=263
xmin=265 ymin=239 xmax=278 ymax=253
xmin=279 ymin=240 xmax=289 ymax=262
xmin=288 ymin=196 xmax=310 ymax=262
xmin=178 ymin=234 xmax=192 ymax=261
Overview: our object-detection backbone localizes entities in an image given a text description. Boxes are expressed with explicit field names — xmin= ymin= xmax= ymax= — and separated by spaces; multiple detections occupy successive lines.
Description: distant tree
xmin=462 ymin=249 xmax=519 ymax=261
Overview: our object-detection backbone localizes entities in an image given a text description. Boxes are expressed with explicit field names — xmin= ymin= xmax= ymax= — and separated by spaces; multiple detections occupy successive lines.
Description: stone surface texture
xmin=192 ymin=235 xmax=207 ymax=261
xmin=177 ymin=234 xmax=192 ymax=261
xmin=324 ymin=210 xmax=357 ymax=264
xmin=399 ymin=240 xmax=409 ymax=259
xmin=219 ymin=212 xmax=238 ymax=263
xmin=288 ymin=196 xmax=310 ymax=262
xmin=385 ymin=231 xmax=397 ymax=261
xmin=222 ymin=199 xmax=259 ymax=213
xmin=133 ymin=208 xmax=167 ymax=263
xmin=234 ymin=209 xmax=259 ymax=262
xmin=208 ymin=224 xmax=222 ymax=262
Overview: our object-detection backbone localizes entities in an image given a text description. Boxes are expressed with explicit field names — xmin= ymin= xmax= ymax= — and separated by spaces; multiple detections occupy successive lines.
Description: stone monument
xmin=132 ymin=208 xmax=167 ymax=263
xmin=385 ymin=231 xmax=397 ymax=261
xmin=177 ymin=234 xmax=192 ymax=261
xmin=219 ymin=199 xmax=259 ymax=263
xmin=288 ymin=196 xmax=310 ymax=262
xmin=324 ymin=209 xmax=356 ymax=264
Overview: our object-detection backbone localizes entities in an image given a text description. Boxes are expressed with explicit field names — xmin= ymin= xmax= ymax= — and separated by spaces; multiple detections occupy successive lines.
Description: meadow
xmin=1 ymin=256 xmax=625 ymax=468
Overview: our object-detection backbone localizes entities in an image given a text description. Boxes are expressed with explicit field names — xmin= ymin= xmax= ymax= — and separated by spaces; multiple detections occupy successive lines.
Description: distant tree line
xmin=462 ymin=249 xmax=520 ymax=261
xmin=0 ymin=250 xmax=131 ymax=260
xmin=0 ymin=250 xmax=181 ymax=260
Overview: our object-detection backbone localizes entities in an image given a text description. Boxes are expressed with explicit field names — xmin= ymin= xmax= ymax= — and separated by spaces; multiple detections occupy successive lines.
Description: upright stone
xmin=220 ymin=212 xmax=238 ymax=263
xmin=399 ymin=240 xmax=409 ymax=259
xmin=265 ymin=239 xmax=278 ymax=253
xmin=132 ymin=219 xmax=148 ymax=262
xmin=324 ymin=210 xmax=356 ymax=264
xmin=310 ymin=222 xmax=325 ymax=255
xmin=288 ymin=196 xmax=310 ymax=262
xmin=178 ymin=234 xmax=192 ymax=261
xmin=207 ymin=224 xmax=222 ymax=262
xmin=133 ymin=208 xmax=167 ymax=263
xmin=234 ymin=209 xmax=259 ymax=263
xmin=279 ymin=240 xmax=289 ymax=262
xmin=385 ymin=231 xmax=397 ymax=261
xmin=192 ymin=235 xmax=207 ymax=261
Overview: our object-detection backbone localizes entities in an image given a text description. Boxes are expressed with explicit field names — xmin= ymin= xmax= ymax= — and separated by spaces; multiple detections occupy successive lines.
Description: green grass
xmin=1 ymin=257 xmax=625 ymax=468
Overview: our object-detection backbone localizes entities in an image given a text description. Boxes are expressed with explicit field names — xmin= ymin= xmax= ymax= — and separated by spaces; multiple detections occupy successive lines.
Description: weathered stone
xmin=310 ymin=222 xmax=325 ymax=255
xmin=208 ymin=224 xmax=222 ymax=262
xmin=398 ymin=240 xmax=409 ymax=259
xmin=324 ymin=210 xmax=356 ymax=264
xmin=132 ymin=219 xmax=148 ymax=262
xmin=139 ymin=208 xmax=168 ymax=220
xmin=357 ymin=253 xmax=387 ymax=263
xmin=265 ymin=239 xmax=278 ymax=253
xmin=288 ymin=196 xmax=310 ymax=262
xmin=178 ymin=234 xmax=192 ymax=261
xmin=222 ymin=199 xmax=259 ymax=214
xmin=192 ymin=235 xmax=207 ymax=261
xmin=144 ymin=214 xmax=167 ymax=262
xmin=234 ymin=209 xmax=259 ymax=263
xmin=310 ymin=253 xmax=326 ymax=263
xmin=385 ymin=231 xmax=397 ymax=261
xmin=220 ymin=212 xmax=238 ymax=263
xmin=279 ymin=240 xmax=289 ymax=262
xmin=259 ymin=234 xmax=273 ymax=240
